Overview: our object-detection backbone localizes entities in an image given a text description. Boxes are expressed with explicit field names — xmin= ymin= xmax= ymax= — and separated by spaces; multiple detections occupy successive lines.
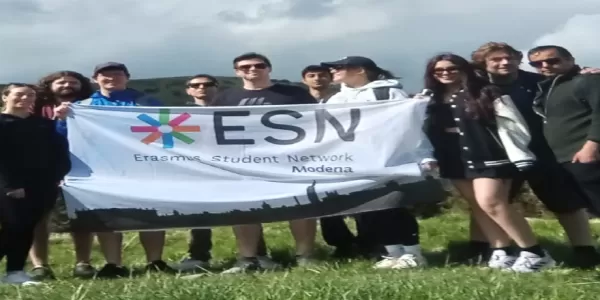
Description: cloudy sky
xmin=2 ymin=0 xmax=600 ymax=92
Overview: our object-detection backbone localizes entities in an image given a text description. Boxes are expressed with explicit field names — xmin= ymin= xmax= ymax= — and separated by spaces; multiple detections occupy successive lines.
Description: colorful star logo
xmin=130 ymin=109 xmax=200 ymax=148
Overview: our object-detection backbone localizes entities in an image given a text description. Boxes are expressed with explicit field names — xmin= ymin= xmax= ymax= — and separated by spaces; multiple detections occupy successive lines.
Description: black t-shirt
xmin=210 ymin=84 xmax=317 ymax=106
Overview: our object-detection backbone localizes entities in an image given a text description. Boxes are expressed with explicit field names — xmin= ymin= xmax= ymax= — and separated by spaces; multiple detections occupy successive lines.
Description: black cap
xmin=93 ymin=62 xmax=130 ymax=77
xmin=320 ymin=56 xmax=378 ymax=69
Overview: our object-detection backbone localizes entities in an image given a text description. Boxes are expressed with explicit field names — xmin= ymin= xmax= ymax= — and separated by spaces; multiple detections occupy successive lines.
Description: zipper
xmin=544 ymin=75 xmax=562 ymax=116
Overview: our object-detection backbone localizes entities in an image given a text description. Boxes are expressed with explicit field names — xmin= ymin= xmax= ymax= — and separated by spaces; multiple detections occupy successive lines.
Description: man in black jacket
xmin=529 ymin=45 xmax=600 ymax=216
xmin=457 ymin=42 xmax=600 ymax=269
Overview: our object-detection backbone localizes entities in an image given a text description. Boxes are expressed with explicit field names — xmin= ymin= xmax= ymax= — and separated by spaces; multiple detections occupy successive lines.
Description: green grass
xmin=1 ymin=214 xmax=599 ymax=299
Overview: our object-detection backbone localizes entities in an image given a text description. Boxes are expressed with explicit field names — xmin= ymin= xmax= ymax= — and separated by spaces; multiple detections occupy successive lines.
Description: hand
xmin=420 ymin=161 xmax=438 ymax=171
xmin=6 ymin=188 xmax=25 ymax=198
xmin=53 ymin=102 xmax=71 ymax=120
xmin=580 ymin=67 xmax=600 ymax=75
xmin=572 ymin=142 xmax=600 ymax=163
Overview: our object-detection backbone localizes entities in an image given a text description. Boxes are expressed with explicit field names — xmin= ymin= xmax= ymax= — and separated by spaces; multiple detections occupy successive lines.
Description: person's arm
xmin=493 ymin=95 xmax=536 ymax=170
xmin=49 ymin=122 xmax=72 ymax=182
xmin=573 ymin=75 xmax=600 ymax=159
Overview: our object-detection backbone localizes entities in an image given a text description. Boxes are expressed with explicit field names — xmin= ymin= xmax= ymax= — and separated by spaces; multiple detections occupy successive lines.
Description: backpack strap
xmin=373 ymin=87 xmax=391 ymax=101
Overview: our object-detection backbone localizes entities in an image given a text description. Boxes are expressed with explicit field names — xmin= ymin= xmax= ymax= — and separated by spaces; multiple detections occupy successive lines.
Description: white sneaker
xmin=1 ymin=271 xmax=42 ymax=286
xmin=373 ymin=257 xmax=399 ymax=269
xmin=391 ymin=254 xmax=427 ymax=269
xmin=508 ymin=251 xmax=556 ymax=273
xmin=487 ymin=250 xmax=517 ymax=269
xmin=172 ymin=258 xmax=210 ymax=272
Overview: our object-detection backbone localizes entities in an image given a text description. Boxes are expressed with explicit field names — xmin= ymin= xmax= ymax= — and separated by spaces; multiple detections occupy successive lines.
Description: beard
xmin=54 ymin=88 xmax=78 ymax=98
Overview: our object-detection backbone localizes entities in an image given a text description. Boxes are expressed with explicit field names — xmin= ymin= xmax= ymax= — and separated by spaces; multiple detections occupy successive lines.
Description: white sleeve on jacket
xmin=493 ymin=95 xmax=536 ymax=169
xmin=389 ymin=88 xmax=410 ymax=100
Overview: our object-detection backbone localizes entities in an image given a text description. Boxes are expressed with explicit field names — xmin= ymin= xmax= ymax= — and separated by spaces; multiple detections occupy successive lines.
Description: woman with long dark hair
xmin=0 ymin=83 xmax=71 ymax=285
xmin=422 ymin=53 xmax=555 ymax=272
xmin=319 ymin=56 xmax=434 ymax=269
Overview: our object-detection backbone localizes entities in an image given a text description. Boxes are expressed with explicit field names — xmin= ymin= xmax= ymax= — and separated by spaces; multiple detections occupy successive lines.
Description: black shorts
xmin=560 ymin=161 xmax=600 ymax=215
xmin=509 ymin=162 xmax=587 ymax=213
xmin=441 ymin=164 xmax=517 ymax=180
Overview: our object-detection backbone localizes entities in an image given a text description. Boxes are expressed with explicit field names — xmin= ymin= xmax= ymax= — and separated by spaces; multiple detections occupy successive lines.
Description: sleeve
xmin=389 ymin=88 xmax=410 ymax=100
xmin=493 ymin=95 xmax=536 ymax=170
xmin=414 ymin=99 xmax=436 ymax=164
xmin=51 ymin=126 xmax=72 ymax=182
xmin=579 ymin=76 xmax=600 ymax=142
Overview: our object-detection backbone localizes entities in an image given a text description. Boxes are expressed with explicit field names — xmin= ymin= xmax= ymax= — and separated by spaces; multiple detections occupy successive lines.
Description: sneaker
xmin=73 ymin=263 xmax=97 ymax=279
xmin=29 ymin=265 xmax=55 ymax=281
xmin=145 ymin=260 xmax=177 ymax=273
xmin=572 ymin=248 xmax=600 ymax=270
xmin=508 ymin=251 xmax=556 ymax=273
xmin=96 ymin=263 xmax=130 ymax=279
xmin=373 ymin=257 xmax=400 ymax=269
xmin=391 ymin=254 xmax=428 ymax=269
xmin=257 ymin=256 xmax=281 ymax=271
xmin=1 ymin=271 xmax=42 ymax=286
xmin=487 ymin=250 xmax=517 ymax=269
xmin=172 ymin=258 xmax=210 ymax=272
xmin=221 ymin=257 xmax=262 ymax=274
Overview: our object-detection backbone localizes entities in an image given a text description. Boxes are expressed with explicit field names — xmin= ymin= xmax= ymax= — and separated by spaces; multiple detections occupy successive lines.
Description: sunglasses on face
xmin=433 ymin=66 xmax=460 ymax=75
xmin=187 ymin=82 xmax=217 ymax=88
xmin=236 ymin=63 xmax=268 ymax=71
xmin=528 ymin=57 xmax=562 ymax=68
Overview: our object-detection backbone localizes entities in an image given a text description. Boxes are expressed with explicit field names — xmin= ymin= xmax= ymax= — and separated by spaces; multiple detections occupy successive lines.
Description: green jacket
xmin=532 ymin=67 xmax=600 ymax=163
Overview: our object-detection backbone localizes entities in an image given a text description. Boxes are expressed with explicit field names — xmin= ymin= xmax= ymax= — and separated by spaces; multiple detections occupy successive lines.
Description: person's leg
xmin=222 ymin=224 xmax=267 ymax=273
xmin=453 ymin=179 xmax=517 ymax=269
xmin=471 ymin=177 xmax=555 ymax=272
xmin=28 ymin=213 xmax=55 ymax=280
xmin=289 ymin=218 xmax=317 ymax=265
xmin=96 ymin=232 xmax=129 ymax=278
xmin=71 ymin=231 xmax=96 ymax=278
xmin=140 ymin=231 xmax=174 ymax=272
xmin=319 ymin=216 xmax=357 ymax=257
xmin=354 ymin=213 xmax=381 ymax=258
xmin=174 ymin=229 xmax=212 ymax=271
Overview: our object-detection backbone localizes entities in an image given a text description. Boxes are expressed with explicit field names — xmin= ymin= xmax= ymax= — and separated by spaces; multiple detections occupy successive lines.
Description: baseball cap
xmin=93 ymin=62 xmax=130 ymax=77
xmin=320 ymin=56 xmax=378 ymax=69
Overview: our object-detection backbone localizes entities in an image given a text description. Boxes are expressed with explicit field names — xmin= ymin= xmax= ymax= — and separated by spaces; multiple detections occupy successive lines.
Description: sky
xmin=1 ymin=0 xmax=600 ymax=92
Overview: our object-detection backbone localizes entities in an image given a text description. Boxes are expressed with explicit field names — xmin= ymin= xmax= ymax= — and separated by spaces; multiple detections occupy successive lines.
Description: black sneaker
xmin=96 ymin=263 xmax=130 ymax=279
xmin=29 ymin=265 xmax=56 ymax=281
xmin=73 ymin=263 xmax=97 ymax=279
xmin=572 ymin=247 xmax=600 ymax=269
xmin=144 ymin=260 xmax=177 ymax=273
xmin=221 ymin=257 xmax=262 ymax=274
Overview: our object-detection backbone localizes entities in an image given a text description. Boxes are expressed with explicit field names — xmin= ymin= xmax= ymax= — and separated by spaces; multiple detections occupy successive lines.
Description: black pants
xmin=0 ymin=186 xmax=56 ymax=272
xmin=320 ymin=208 xmax=419 ymax=252
xmin=561 ymin=161 xmax=600 ymax=215
xmin=188 ymin=227 xmax=268 ymax=261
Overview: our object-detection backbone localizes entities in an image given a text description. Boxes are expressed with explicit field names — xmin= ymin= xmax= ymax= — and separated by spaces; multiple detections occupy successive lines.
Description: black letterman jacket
xmin=424 ymin=89 xmax=535 ymax=170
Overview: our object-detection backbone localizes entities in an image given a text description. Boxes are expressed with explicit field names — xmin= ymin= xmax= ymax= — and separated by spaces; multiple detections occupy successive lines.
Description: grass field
xmin=1 ymin=213 xmax=599 ymax=299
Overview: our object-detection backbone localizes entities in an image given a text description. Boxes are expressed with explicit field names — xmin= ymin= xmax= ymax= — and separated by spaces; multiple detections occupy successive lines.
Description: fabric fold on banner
xmin=62 ymin=99 xmax=448 ymax=232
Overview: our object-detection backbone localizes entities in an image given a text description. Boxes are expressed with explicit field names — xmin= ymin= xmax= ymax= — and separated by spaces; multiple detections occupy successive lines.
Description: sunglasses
xmin=187 ymin=82 xmax=217 ymax=89
xmin=433 ymin=66 xmax=460 ymax=74
xmin=236 ymin=63 xmax=268 ymax=71
xmin=528 ymin=57 xmax=562 ymax=68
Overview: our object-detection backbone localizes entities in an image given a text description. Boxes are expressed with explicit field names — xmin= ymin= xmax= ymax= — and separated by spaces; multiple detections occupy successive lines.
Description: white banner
xmin=62 ymin=99 xmax=446 ymax=232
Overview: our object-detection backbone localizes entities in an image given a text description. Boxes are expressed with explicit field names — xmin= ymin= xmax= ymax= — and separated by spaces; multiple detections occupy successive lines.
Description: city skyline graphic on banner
xmin=130 ymin=109 xmax=201 ymax=148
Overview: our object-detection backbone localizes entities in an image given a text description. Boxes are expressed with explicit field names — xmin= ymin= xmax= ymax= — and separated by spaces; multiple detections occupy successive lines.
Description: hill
xmin=0 ymin=76 xmax=302 ymax=106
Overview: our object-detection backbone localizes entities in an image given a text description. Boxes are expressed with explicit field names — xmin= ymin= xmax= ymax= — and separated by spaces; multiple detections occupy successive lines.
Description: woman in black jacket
xmin=0 ymin=83 xmax=71 ymax=285
xmin=422 ymin=53 xmax=554 ymax=272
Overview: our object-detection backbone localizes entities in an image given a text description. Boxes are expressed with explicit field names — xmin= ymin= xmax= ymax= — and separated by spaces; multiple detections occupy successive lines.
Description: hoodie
xmin=326 ymin=79 xmax=409 ymax=104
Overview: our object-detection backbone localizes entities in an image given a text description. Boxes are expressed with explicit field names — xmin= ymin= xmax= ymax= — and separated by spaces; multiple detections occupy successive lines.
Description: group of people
xmin=1 ymin=41 xmax=600 ymax=286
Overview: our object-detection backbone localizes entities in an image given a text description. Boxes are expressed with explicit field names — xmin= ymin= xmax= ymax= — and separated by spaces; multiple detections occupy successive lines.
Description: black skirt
xmin=436 ymin=133 xmax=517 ymax=180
